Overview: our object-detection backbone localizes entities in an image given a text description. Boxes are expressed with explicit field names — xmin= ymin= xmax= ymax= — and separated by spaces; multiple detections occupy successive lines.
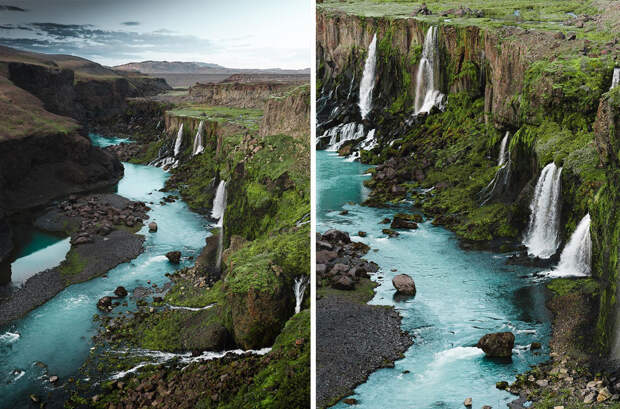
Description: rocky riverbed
xmin=316 ymin=229 xmax=412 ymax=408
xmin=0 ymin=193 xmax=149 ymax=326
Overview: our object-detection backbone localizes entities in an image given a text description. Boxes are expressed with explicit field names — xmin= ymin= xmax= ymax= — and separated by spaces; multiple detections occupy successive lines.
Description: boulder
xmin=114 ymin=286 xmax=128 ymax=297
xmin=464 ymin=397 xmax=472 ymax=407
xmin=165 ymin=251 xmax=181 ymax=264
xmin=148 ymin=222 xmax=158 ymax=232
xmin=392 ymin=274 xmax=416 ymax=296
xmin=332 ymin=275 xmax=354 ymax=290
xmin=322 ymin=229 xmax=351 ymax=244
xmin=476 ymin=332 xmax=514 ymax=358
xmin=391 ymin=214 xmax=419 ymax=230
xmin=97 ymin=296 xmax=113 ymax=311
xmin=49 ymin=375 xmax=59 ymax=383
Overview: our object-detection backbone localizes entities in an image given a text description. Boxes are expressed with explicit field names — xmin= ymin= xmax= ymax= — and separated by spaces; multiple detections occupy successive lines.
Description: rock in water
xmin=166 ymin=251 xmax=182 ymax=264
xmin=392 ymin=274 xmax=416 ymax=296
xmin=96 ymin=296 xmax=113 ymax=311
xmin=114 ymin=286 xmax=128 ymax=297
xmin=49 ymin=375 xmax=59 ymax=383
xmin=148 ymin=222 xmax=158 ymax=232
xmin=476 ymin=332 xmax=515 ymax=358
xmin=390 ymin=214 xmax=419 ymax=230
xmin=464 ymin=397 xmax=472 ymax=407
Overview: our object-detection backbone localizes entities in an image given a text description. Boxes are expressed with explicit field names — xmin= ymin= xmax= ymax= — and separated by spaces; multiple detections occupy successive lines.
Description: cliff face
xmin=2 ymin=54 xmax=171 ymax=123
xmin=189 ymin=81 xmax=298 ymax=109
xmin=317 ymin=12 xmax=602 ymax=130
xmin=317 ymin=8 xmax=617 ymax=354
xmin=259 ymin=85 xmax=310 ymax=141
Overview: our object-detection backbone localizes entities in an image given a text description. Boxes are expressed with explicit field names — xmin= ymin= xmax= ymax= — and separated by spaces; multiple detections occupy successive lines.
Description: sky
xmin=0 ymin=0 xmax=312 ymax=69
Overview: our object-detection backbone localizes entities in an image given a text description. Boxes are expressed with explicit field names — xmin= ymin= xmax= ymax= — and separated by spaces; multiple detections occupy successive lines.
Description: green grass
xmin=318 ymin=0 xmax=615 ymax=42
xmin=59 ymin=251 xmax=87 ymax=277
xmin=167 ymin=105 xmax=263 ymax=131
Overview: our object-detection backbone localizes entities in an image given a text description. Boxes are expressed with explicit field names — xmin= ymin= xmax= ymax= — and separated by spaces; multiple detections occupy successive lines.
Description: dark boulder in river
xmin=97 ymin=296 xmax=113 ymax=311
xmin=165 ymin=251 xmax=181 ymax=264
xmin=476 ymin=332 xmax=515 ymax=358
xmin=114 ymin=286 xmax=128 ymax=297
xmin=392 ymin=274 xmax=416 ymax=296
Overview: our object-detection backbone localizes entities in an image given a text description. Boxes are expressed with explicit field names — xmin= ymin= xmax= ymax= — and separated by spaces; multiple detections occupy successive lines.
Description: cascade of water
xmin=211 ymin=180 xmax=227 ymax=227
xmin=193 ymin=121 xmax=204 ymax=156
xmin=547 ymin=213 xmax=591 ymax=277
xmin=479 ymin=132 xmax=512 ymax=206
xmin=174 ymin=124 xmax=184 ymax=156
xmin=359 ymin=34 xmax=377 ymax=120
xmin=211 ymin=180 xmax=227 ymax=272
xmin=497 ymin=131 xmax=510 ymax=167
xmin=324 ymin=123 xmax=365 ymax=152
xmin=294 ymin=276 xmax=309 ymax=314
xmin=523 ymin=163 xmax=563 ymax=259
xmin=414 ymin=26 xmax=444 ymax=115
xmin=611 ymin=67 xmax=619 ymax=90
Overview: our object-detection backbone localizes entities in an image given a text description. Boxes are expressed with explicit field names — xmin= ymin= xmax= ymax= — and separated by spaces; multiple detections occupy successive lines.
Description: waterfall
xmin=192 ymin=120 xmax=204 ymax=156
xmin=547 ymin=214 xmax=591 ymax=277
xmin=612 ymin=68 xmax=620 ymax=90
xmin=414 ymin=26 xmax=444 ymax=115
xmin=479 ymin=132 xmax=511 ymax=206
xmin=360 ymin=129 xmax=377 ymax=151
xmin=211 ymin=180 xmax=227 ymax=272
xmin=523 ymin=163 xmax=563 ymax=259
xmin=294 ymin=276 xmax=309 ymax=314
xmin=174 ymin=124 xmax=184 ymax=157
xmin=359 ymin=33 xmax=377 ymax=120
xmin=211 ymin=180 xmax=227 ymax=228
xmin=323 ymin=123 xmax=365 ymax=152
xmin=497 ymin=131 xmax=510 ymax=167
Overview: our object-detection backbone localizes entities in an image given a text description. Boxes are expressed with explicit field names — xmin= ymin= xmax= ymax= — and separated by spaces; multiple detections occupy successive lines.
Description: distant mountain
xmin=113 ymin=60 xmax=310 ymax=75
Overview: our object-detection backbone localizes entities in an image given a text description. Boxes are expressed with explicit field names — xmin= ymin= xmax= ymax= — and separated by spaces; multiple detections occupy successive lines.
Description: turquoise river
xmin=318 ymin=150 xmax=552 ymax=409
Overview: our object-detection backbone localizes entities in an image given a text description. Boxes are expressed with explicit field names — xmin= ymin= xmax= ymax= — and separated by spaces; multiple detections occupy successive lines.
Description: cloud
xmin=0 ymin=22 xmax=219 ymax=65
xmin=0 ymin=5 xmax=27 ymax=12
xmin=121 ymin=21 xmax=140 ymax=26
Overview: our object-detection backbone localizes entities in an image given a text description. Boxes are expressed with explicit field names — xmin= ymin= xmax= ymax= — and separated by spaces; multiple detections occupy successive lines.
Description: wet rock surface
xmin=316 ymin=230 xmax=379 ymax=291
xmin=477 ymin=332 xmax=515 ymax=358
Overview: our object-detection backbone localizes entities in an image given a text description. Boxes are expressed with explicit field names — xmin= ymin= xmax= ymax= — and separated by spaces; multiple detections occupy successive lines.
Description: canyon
xmin=0 ymin=44 xmax=310 ymax=409
xmin=316 ymin=0 xmax=618 ymax=407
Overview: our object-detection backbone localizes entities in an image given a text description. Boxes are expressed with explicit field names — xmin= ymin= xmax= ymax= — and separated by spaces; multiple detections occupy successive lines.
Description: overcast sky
xmin=0 ymin=0 xmax=312 ymax=68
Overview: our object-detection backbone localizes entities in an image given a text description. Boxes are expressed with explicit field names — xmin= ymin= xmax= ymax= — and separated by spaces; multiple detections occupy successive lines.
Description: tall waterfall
xmin=211 ymin=180 xmax=227 ymax=228
xmin=523 ymin=163 xmax=563 ymax=259
xmin=294 ymin=276 xmax=309 ymax=314
xmin=174 ymin=124 xmax=184 ymax=157
xmin=211 ymin=180 xmax=227 ymax=272
xmin=193 ymin=120 xmax=204 ymax=156
xmin=612 ymin=67 xmax=620 ymax=90
xmin=358 ymin=34 xmax=377 ymax=120
xmin=414 ymin=26 xmax=444 ymax=115
xmin=547 ymin=214 xmax=591 ymax=277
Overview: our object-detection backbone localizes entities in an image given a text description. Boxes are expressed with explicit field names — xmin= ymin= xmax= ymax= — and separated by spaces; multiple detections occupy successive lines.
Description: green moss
xmin=547 ymin=278 xmax=599 ymax=297
xmin=167 ymin=105 xmax=263 ymax=132
xmin=59 ymin=251 xmax=87 ymax=277
xmin=215 ymin=311 xmax=310 ymax=409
